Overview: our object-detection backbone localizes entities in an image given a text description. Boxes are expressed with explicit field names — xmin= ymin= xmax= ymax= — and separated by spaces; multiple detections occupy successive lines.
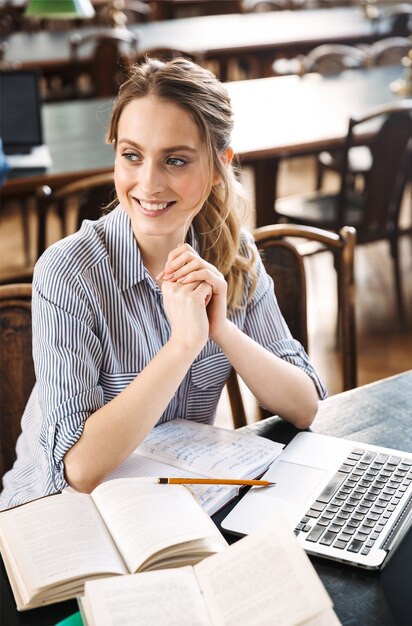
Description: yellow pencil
xmin=157 ymin=477 xmax=275 ymax=487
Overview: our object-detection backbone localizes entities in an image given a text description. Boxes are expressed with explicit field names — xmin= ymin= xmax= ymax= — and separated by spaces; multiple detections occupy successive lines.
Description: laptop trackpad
xmin=263 ymin=461 xmax=327 ymax=503
xmin=221 ymin=461 xmax=329 ymax=535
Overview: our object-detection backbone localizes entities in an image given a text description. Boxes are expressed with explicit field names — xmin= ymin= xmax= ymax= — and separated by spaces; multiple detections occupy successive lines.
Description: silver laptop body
xmin=221 ymin=432 xmax=412 ymax=570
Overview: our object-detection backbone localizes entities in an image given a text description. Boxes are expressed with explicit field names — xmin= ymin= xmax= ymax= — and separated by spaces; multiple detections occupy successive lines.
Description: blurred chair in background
xmin=227 ymin=224 xmax=357 ymax=428
xmin=36 ymin=171 xmax=116 ymax=259
xmin=369 ymin=36 xmax=411 ymax=67
xmin=275 ymin=101 xmax=412 ymax=326
xmin=0 ymin=283 xmax=34 ymax=482
xmin=69 ymin=29 xmax=139 ymax=98
xmin=272 ymin=43 xmax=369 ymax=76
xmin=315 ymin=37 xmax=411 ymax=189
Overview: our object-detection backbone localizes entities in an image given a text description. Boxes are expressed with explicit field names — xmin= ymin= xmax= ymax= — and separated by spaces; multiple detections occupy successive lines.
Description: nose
xmin=139 ymin=159 xmax=165 ymax=196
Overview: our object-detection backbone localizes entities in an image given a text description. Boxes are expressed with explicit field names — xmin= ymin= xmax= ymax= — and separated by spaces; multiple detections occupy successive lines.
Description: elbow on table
xmin=292 ymin=396 xmax=319 ymax=431
xmin=63 ymin=456 xmax=102 ymax=495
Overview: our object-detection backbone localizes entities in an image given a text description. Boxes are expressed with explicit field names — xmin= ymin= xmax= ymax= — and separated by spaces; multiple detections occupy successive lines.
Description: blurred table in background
xmin=1 ymin=65 xmax=406 ymax=228
xmin=1 ymin=7 xmax=405 ymax=80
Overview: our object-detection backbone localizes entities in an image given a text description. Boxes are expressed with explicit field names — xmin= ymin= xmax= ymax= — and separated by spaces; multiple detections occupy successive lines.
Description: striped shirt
xmin=0 ymin=205 xmax=326 ymax=510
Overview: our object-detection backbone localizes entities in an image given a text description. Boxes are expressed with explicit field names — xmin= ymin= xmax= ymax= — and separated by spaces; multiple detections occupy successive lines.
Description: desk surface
xmin=1 ymin=371 xmax=412 ymax=625
xmin=1 ymin=65 xmax=405 ymax=226
xmin=3 ymin=7 xmax=396 ymax=69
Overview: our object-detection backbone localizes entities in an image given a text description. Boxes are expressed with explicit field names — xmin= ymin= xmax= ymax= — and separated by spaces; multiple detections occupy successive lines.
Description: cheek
xmin=114 ymin=161 xmax=131 ymax=195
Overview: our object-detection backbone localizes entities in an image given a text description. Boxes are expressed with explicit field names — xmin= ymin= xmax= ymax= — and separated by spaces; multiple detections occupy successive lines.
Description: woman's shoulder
xmin=34 ymin=207 xmax=123 ymax=281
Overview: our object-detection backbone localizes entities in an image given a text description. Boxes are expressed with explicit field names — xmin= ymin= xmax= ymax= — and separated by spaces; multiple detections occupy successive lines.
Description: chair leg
xmin=18 ymin=197 xmax=32 ymax=266
xmin=315 ymin=159 xmax=324 ymax=191
xmin=389 ymin=235 xmax=406 ymax=328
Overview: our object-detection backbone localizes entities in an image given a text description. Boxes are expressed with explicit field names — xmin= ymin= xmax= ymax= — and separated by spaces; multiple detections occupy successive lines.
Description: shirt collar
xmin=105 ymin=206 xmax=200 ymax=292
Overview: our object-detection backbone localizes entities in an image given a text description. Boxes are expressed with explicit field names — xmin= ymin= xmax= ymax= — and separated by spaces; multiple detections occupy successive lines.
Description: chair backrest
xmin=36 ymin=172 xmax=116 ymax=258
xmin=70 ymin=30 xmax=139 ymax=97
xmin=369 ymin=37 xmax=411 ymax=66
xmin=337 ymin=101 xmax=412 ymax=240
xmin=139 ymin=48 xmax=204 ymax=64
xmin=0 ymin=283 xmax=34 ymax=483
xmin=379 ymin=4 xmax=412 ymax=37
xmin=243 ymin=0 xmax=289 ymax=12
xmin=302 ymin=44 xmax=369 ymax=75
xmin=227 ymin=224 xmax=357 ymax=428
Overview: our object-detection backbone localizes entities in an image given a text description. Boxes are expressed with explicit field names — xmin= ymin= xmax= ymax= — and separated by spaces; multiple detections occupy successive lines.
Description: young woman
xmin=0 ymin=58 xmax=326 ymax=510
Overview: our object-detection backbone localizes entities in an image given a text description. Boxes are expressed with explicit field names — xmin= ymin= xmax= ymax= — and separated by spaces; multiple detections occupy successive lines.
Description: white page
xmin=136 ymin=418 xmax=283 ymax=478
xmin=105 ymin=453 xmax=238 ymax=515
xmin=194 ymin=514 xmax=332 ymax=626
xmin=83 ymin=568 xmax=213 ymax=626
xmin=91 ymin=479 xmax=227 ymax=574
xmin=0 ymin=492 xmax=126 ymax=597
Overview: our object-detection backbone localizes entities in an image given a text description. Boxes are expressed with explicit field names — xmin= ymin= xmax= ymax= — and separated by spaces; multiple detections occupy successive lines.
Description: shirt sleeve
xmin=242 ymin=234 xmax=327 ymax=400
xmin=32 ymin=246 xmax=105 ymax=491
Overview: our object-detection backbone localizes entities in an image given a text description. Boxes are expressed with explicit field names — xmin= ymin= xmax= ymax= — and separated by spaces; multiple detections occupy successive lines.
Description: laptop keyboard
xmin=294 ymin=447 xmax=412 ymax=556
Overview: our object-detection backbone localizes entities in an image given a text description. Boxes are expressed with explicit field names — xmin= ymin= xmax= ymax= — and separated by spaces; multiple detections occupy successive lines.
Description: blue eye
xmin=123 ymin=152 xmax=140 ymax=162
xmin=166 ymin=157 xmax=187 ymax=167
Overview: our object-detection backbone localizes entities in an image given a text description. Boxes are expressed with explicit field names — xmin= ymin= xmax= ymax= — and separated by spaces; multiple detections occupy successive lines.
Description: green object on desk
xmin=25 ymin=0 xmax=95 ymax=19
xmin=55 ymin=612 xmax=84 ymax=626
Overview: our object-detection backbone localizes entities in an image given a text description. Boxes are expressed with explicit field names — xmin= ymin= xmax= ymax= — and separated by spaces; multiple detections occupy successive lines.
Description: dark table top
xmin=1 ymin=371 xmax=412 ymax=625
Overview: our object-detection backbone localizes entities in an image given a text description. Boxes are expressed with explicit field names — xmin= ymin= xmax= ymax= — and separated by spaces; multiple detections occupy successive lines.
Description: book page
xmin=82 ymin=568 xmax=213 ymax=626
xmin=0 ymin=492 xmax=126 ymax=601
xmin=194 ymin=513 xmax=333 ymax=626
xmin=105 ymin=453 xmax=238 ymax=515
xmin=136 ymin=418 xmax=283 ymax=478
xmin=91 ymin=479 xmax=227 ymax=574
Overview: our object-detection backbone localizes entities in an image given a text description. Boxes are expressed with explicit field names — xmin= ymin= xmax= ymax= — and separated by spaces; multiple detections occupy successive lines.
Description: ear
xmin=212 ymin=146 xmax=234 ymax=186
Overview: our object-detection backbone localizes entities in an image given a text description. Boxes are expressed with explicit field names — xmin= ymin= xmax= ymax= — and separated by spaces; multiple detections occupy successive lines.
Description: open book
xmin=0 ymin=479 xmax=228 ymax=611
xmin=106 ymin=418 xmax=284 ymax=515
xmin=79 ymin=513 xmax=341 ymax=626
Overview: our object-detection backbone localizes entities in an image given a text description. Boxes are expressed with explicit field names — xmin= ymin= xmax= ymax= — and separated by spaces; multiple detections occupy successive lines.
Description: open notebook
xmin=0 ymin=69 xmax=52 ymax=169
xmin=221 ymin=431 xmax=412 ymax=570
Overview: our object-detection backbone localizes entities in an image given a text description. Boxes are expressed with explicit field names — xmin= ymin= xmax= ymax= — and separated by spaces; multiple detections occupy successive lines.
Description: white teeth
xmin=139 ymin=200 xmax=170 ymax=211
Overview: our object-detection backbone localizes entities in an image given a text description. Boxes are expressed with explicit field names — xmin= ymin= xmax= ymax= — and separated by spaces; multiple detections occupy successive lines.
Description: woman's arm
xmin=212 ymin=320 xmax=319 ymax=429
xmin=161 ymin=242 xmax=322 ymax=429
xmin=63 ymin=278 xmax=212 ymax=493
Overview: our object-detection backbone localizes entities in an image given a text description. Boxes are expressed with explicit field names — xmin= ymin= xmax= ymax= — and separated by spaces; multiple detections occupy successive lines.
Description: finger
xmin=163 ymin=250 xmax=199 ymax=277
xmin=193 ymin=281 xmax=213 ymax=306
xmin=177 ymin=269 xmax=224 ymax=291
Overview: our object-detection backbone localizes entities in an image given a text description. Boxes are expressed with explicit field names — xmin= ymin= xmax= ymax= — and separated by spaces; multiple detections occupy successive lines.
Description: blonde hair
xmin=107 ymin=57 xmax=256 ymax=310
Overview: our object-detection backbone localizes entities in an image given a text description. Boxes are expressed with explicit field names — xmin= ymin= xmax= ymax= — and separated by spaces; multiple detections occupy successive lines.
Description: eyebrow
xmin=117 ymin=139 xmax=198 ymax=154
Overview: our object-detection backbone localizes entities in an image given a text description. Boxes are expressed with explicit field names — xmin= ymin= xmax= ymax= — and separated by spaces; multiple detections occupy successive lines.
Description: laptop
xmin=0 ymin=69 xmax=52 ymax=169
xmin=221 ymin=431 xmax=412 ymax=570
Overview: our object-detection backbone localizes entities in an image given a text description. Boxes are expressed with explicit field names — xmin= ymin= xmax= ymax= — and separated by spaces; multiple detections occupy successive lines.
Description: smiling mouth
xmin=138 ymin=199 xmax=175 ymax=212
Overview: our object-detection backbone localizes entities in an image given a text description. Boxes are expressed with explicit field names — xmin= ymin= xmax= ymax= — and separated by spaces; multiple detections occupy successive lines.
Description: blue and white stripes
xmin=0 ymin=205 xmax=326 ymax=510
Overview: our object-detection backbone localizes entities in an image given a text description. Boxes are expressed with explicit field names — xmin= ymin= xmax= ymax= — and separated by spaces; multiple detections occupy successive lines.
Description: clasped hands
xmin=156 ymin=243 xmax=228 ymax=349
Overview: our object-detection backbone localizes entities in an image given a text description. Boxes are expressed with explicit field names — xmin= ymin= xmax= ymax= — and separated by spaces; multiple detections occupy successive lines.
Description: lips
xmin=139 ymin=200 xmax=171 ymax=211
xmin=136 ymin=198 xmax=176 ymax=215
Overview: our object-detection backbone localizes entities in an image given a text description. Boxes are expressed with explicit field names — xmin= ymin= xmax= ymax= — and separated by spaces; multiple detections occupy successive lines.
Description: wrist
xmin=167 ymin=334 xmax=205 ymax=362
xmin=210 ymin=319 xmax=237 ymax=349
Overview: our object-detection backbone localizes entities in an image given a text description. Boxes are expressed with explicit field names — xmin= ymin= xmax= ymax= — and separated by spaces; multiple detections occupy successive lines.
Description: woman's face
xmin=114 ymin=95 xmax=214 ymax=243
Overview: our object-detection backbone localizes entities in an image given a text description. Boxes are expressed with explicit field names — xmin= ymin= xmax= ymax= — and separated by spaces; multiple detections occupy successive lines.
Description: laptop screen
xmin=0 ymin=70 xmax=43 ymax=154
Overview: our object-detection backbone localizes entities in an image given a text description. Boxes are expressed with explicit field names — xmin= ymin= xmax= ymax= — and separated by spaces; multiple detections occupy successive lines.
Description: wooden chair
xmin=275 ymin=101 xmax=412 ymax=326
xmin=316 ymin=38 xmax=411 ymax=188
xmin=227 ymin=224 xmax=357 ymax=428
xmin=36 ymin=171 xmax=116 ymax=259
xmin=0 ymin=283 xmax=34 ymax=483
xmin=139 ymin=48 xmax=204 ymax=64
xmin=69 ymin=29 xmax=139 ymax=98
xmin=272 ymin=43 xmax=369 ymax=78
xmin=301 ymin=44 xmax=370 ymax=75
xmin=369 ymin=37 xmax=411 ymax=67
xmin=379 ymin=4 xmax=412 ymax=38
xmin=242 ymin=0 xmax=290 ymax=12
